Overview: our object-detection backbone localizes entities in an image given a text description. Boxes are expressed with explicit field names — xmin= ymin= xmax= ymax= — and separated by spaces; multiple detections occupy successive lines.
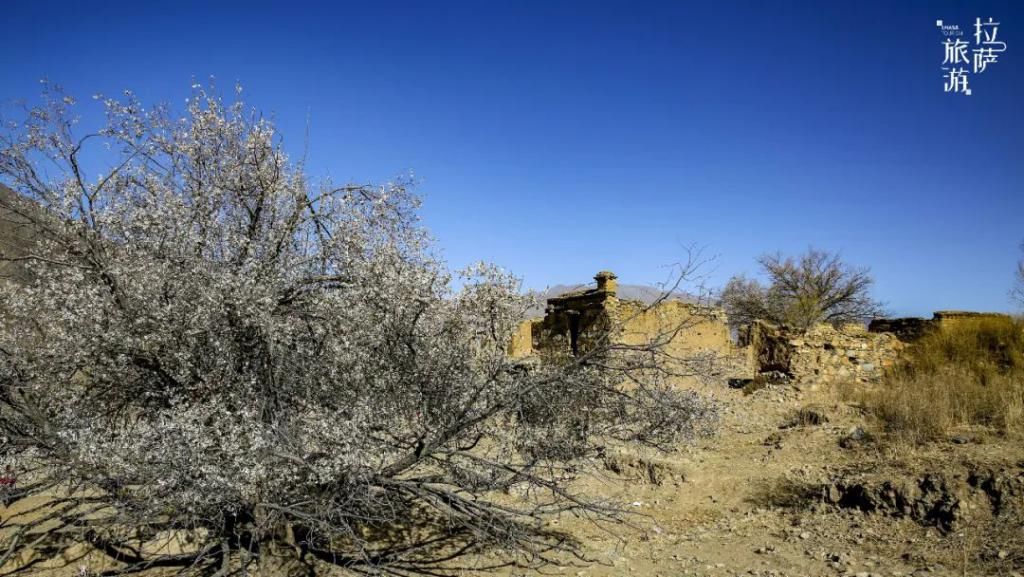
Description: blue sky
xmin=3 ymin=1 xmax=1022 ymax=316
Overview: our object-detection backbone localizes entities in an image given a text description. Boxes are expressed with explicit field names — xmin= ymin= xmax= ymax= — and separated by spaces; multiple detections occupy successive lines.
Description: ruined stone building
xmin=738 ymin=320 xmax=904 ymax=385
xmin=509 ymin=268 xmax=1015 ymax=389
xmin=5 ymin=185 xmax=1012 ymax=389
xmin=737 ymin=310 xmax=1016 ymax=385
xmin=508 ymin=271 xmax=734 ymax=361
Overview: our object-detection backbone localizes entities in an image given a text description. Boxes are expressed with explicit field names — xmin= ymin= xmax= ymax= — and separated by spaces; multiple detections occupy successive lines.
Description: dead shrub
xmin=741 ymin=378 xmax=768 ymax=396
xmin=781 ymin=404 xmax=829 ymax=428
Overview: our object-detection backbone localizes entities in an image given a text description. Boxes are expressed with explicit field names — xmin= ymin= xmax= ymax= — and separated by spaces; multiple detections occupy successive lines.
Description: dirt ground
xmin=538 ymin=377 xmax=1024 ymax=577
xmin=3 ymin=377 xmax=1022 ymax=577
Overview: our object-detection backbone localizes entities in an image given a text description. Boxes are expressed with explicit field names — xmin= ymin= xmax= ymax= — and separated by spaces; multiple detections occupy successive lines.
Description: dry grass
xmin=853 ymin=316 xmax=1024 ymax=444
xmin=780 ymin=404 xmax=829 ymax=428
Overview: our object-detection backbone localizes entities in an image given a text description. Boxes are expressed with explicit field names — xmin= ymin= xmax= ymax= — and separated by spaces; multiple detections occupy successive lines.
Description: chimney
xmin=594 ymin=271 xmax=617 ymax=295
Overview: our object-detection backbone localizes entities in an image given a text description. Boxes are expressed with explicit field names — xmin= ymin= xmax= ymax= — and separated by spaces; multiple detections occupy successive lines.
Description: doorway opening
xmin=568 ymin=312 xmax=581 ymax=357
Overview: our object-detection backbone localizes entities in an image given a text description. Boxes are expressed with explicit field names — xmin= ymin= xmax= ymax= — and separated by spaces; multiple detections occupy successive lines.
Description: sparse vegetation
xmin=741 ymin=379 xmax=768 ymax=396
xmin=854 ymin=316 xmax=1024 ymax=444
xmin=781 ymin=405 xmax=829 ymax=428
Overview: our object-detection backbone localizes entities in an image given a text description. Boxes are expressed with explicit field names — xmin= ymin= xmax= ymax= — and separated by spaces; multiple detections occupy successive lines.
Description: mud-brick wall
xmin=615 ymin=300 xmax=733 ymax=358
xmin=868 ymin=311 xmax=1013 ymax=343
xmin=867 ymin=317 xmax=933 ymax=342
xmin=744 ymin=321 xmax=904 ymax=383
xmin=513 ymin=297 xmax=734 ymax=361
xmin=507 ymin=320 xmax=534 ymax=359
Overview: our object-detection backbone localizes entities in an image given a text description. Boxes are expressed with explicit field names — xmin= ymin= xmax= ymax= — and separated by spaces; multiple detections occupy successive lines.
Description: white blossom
xmin=0 ymin=84 xmax=716 ymax=574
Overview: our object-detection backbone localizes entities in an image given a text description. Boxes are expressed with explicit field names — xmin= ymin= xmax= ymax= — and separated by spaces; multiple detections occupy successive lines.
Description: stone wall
xmin=741 ymin=321 xmax=904 ymax=384
xmin=866 ymin=317 xmax=933 ymax=342
xmin=532 ymin=272 xmax=618 ymax=357
xmin=507 ymin=319 xmax=534 ymax=359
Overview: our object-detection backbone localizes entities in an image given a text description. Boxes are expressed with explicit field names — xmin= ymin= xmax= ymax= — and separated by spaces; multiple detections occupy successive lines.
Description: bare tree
xmin=0 ymin=83 xmax=716 ymax=576
xmin=720 ymin=249 xmax=885 ymax=331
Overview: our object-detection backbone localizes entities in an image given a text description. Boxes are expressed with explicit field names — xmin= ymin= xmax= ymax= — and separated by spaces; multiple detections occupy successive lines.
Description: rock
xmin=822 ymin=471 xmax=984 ymax=531
xmin=839 ymin=427 xmax=872 ymax=449
xmin=728 ymin=377 xmax=753 ymax=389
xmin=602 ymin=452 xmax=687 ymax=485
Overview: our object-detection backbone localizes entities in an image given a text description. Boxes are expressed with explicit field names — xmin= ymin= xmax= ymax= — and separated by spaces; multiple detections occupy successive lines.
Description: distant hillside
xmin=526 ymin=282 xmax=702 ymax=318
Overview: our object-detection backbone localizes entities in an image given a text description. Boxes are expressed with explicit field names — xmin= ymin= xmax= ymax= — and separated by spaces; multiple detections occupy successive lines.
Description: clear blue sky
xmin=3 ymin=1 xmax=1022 ymax=316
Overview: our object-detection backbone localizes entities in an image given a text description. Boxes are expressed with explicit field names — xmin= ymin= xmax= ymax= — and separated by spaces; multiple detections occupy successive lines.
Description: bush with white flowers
xmin=0 ymin=83 xmax=716 ymax=575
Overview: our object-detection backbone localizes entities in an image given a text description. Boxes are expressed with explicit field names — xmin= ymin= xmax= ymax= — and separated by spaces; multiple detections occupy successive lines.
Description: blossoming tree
xmin=0 ymin=84 xmax=716 ymax=575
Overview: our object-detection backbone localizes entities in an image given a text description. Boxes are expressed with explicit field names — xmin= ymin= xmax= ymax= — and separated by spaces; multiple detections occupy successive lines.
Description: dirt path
xmin=544 ymin=380 xmax=1024 ymax=577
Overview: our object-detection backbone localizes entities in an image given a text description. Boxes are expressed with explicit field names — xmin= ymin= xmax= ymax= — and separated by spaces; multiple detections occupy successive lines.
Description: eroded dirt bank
xmin=543 ymin=378 xmax=1023 ymax=577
